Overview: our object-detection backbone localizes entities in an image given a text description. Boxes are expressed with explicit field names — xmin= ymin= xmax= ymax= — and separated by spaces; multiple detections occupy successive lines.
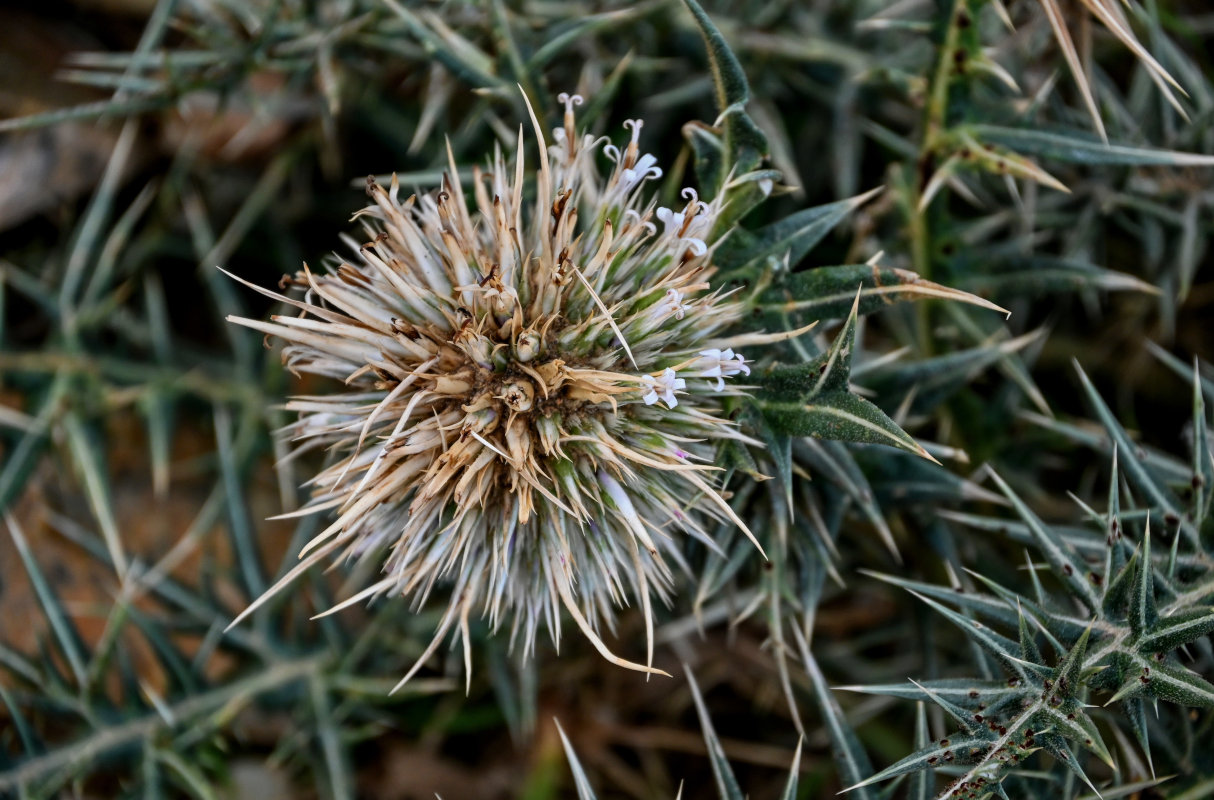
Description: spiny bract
xmin=226 ymin=94 xmax=776 ymax=687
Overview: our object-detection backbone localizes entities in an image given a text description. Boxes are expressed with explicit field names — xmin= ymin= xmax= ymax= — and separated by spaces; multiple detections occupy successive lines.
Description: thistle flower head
xmin=226 ymin=93 xmax=766 ymax=686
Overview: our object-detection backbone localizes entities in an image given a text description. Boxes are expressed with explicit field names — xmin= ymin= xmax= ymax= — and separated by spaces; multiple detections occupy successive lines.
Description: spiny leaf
xmin=836 ymin=678 xmax=1025 ymax=711
xmin=956 ymin=256 xmax=1160 ymax=297
xmin=867 ymin=331 xmax=1045 ymax=417
xmin=939 ymin=511 xmax=1103 ymax=560
xmin=1193 ymin=363 xmax=1212 ymax=525
xmin=761 ymin=392 xmax=932 ymax=460
xmin=759 ymin=263 xmax=1008 ymax=322
xmin=755 ymin=290 xmax=917 ymax=463
xmin=64 ymin=411 xmax=128 ymax=579
xmin=796 ymin=629 xmax=876 ymax=799
xmin=1129 ymin=525 xmax=1158 ymax=641
xmin=949 ymin=130 xmax=1070 ymax=193
xmin=719 ymin=425 xmax=767 ymax=481
xmin=1019 ymin=608 xmax=1044 ymax=665
xmin=681 ymin=0 xmax=768 ymax=211
xmin=987 ymin=469 xmax=1102 ymax=613
xmin=213 ymin=405 xmax=266 ymax=600
xmin=1055 ymin=625 xmax=1091 ymax=695
xmin=907 ymin=678 xmax=989 ymax=734
xmin=1136 ymin=607 xmax=1214 ymax=654
xmin=554 ymin=719 xmax=598 ymax=800
xmin=1043 ymin=700 xmax=1112 ymax=770
xmin=1101 ymin=447 xmax=1127 ymax=611
xmin=907 ymin=591 xmax=1029 ymax=681
xmin=1023 ymin=410 xmax=1193 ymax=486
xmin=863 ymin=570 xmax=1027 ymax=633
xmin=961 ymin=571 xmax=1079 ymax=650
xmin=867 ymin=331 xmax=1042 ymax=393
xmin=1120 ymin=698 xmax=1153 ymax=778
xmin=910 ymin=704 xmax=932 ymax=800
xmin=685 ymin=666 xmax=744 ymax=800
xmin=1077 ymin=778 xmax=1176 ymax=800
xmin=4 ymin=513 xmax=89 ymax=688
xmin=844 ymin=733 xmax=992 ymax=792
xmin=381 ymin=0 xmax=503 ymax=90
xmin=1118 ymin=653 xmax=1214 ymax=708
xmin=1147 ymin=661 xmax=1214 ymax=709
xmin=1145 ymin=342 xmax=1214 ymax=404
xmin=1077 ymin=364 xmax=1192 ymax=543
xmin=800 ymin=440 xmax=900 ymax=559
xmin=717 ymin=188 xmax=882 ymax=280
xmin=0 ymin=375 xmax=68 ymax=513
xmin=0 ymin=683 xmax=39 ymax=756
xmin=527 ymin=7 xmax=654 ymax=70
xmin=779 ymin=739 xmax=803 ymax=800
xmin=755 ymin=360 xmax=832 ymax=403
xmin=812 ymin=287 xmax=860 ymax=399
xmin=158 ymin=746 xmax=220 ymax=800
xmin=1036 ymin=733 xmax=1101 ymax=797
xmin=970 ymin=124 xmax=1214 ymax=166
xmin=1073 ymin=0 xmax=1189 ymax=116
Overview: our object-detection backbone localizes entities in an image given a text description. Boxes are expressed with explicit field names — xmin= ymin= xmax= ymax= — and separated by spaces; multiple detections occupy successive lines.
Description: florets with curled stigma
xmin=224 ymin=93 xmax=769 ymax=689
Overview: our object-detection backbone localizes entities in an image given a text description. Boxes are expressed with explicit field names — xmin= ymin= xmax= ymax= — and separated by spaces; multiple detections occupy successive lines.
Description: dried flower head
xmin=225 ymin=93 xmax=775 ymax=687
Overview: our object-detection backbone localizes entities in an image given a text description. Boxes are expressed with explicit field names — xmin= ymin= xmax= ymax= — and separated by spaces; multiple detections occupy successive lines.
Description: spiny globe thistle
xmin=226 ymin=93 xmax=793 ymax=688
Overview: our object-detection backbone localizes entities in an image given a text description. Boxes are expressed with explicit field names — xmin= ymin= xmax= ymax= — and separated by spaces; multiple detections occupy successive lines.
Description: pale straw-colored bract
xmin=225 ymin=93 xmax=774 ymax=689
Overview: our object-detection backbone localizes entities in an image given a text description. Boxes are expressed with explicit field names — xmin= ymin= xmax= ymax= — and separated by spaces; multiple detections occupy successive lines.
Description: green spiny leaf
xmin=811 ymin=291 xmax=859 ymax=398
xmin=907 ymin=591 xmax=1029 ymax=681
xmin=801 ymin=440 xmax=900 ymax=559
xmin=0 ymin=683 xmax=39 ymax=756
xmin=1193 ymin=363 xmax=1212 ymax=525
xmin=962 ymin=570 xmax=1079 ymax=650
xmin=864 ymin=570 xmax=1025 ymax=632
xmin=1129 ymin=526 xmax=1159 ymax=641
xmin=1136 ymin=607 xmax=1214 ymax=654
xmin=1035 ymin=734 xmax=1101 ymax=797
xmin=1120 ymin=653 xmax=1214 ymax=708
xmin=63 ymin=411 xmax=128 ymax=579
xmin=910 ymin=704 xmax=932 ymax=800
xmin=968 ymin=124 xmax=1214 ymax=166
xmin=1102 ymin=447 xmax=1127 ymax=611
xmin=1055 ymin=625 xmax=1091 ymax=696
xmin=759 ymin=263 xmax=1008 ymax=322
xmin=845 ymin=734 xmax=993 ymax=792
xmin=761 ymin=392 xmax=931 ymax=459
xmin=955 ymin=255 xmax=1161 ymax=297
xmin=1075 ymin=363 xmax=1195 ymax=545
xmin=755 ymin=359 xmax=832 ymax=403
xmin=555 ymin=718 xmax=597 ymax=800
xmin=836 ymin=679 xmax=1026 ymax=713
xmin=797 ymin=630 xmax=876 ymax=799
xmin=757 ymin=292 xmax=928 ymax=461
xmin=1146 ymin=342 xmax=1214 ymax=404
xmin=681 ymin=0 xmax=768 ymax=218
xmin=988 ymin=469 xmax=1102 ymax=614
xmin=1121 ymin=698 xmax=1153 ymax=778
xmin=717 ymin=188 xmax=882 ymax=280
xmin=3 ymin=513 xmax=89 ymax=688
xmin=779 ymin=739 xmax=803 ymax=800
xmin=1019 ymin=608 xmax=1044 ymax=665
xmin=685 ymin=666 xmax=744 ymax=800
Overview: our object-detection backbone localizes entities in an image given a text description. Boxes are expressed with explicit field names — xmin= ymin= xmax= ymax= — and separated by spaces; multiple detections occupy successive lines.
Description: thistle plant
xmin=224 ymin=92 xmax=786 ymax=683
xmin=836 ymin=360 xmax=1214 ymax=798
xmin=2 ymin=0 xmax=1213 ymax=797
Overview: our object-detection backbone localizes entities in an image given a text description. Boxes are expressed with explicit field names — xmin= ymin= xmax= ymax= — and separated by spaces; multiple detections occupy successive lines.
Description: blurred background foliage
xmin=0 ymin=0 xmax=1212 ymax=797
